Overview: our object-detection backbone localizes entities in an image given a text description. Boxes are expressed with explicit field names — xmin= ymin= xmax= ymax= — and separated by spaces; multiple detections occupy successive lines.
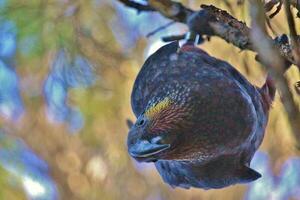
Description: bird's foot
xmin=183 ymin=31 xmax=204 ymax=46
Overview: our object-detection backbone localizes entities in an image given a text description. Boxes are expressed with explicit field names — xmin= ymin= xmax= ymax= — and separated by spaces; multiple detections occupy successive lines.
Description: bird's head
xmin=127 ymin=96 xmax=197 ymax=162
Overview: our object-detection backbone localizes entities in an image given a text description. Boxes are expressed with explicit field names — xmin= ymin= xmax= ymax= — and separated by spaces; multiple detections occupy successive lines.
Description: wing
xmin=131 ymin=42 xmax=179 ymax=117
xmin=212 ymin=58 xmax=268 ymax=156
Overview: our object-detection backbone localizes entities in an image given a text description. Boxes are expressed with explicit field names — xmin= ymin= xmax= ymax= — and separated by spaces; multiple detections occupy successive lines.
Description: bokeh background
xmin=0 ymin=0 xmax=299 ymax=199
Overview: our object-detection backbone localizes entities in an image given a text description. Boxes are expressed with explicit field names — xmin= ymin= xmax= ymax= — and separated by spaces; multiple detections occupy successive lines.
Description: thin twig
xmin=283 ymin=0 xmax=300 ymax=68
xmin=265 ymin=0 xmax=300 ymax=15
xmin=118 ymin=0 xmax=155 ymax=11
xmin=148 ymin=0 xmax=193 ymax=22
xmin=269 ymin=1 xmax=282 ymax=18
xmin=146 ymin=21 xmax=176 ymax=38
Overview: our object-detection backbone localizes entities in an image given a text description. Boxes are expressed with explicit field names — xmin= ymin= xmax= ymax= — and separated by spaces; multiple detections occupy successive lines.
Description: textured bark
xmin=119 ymin=0 xmax=299 ymax=66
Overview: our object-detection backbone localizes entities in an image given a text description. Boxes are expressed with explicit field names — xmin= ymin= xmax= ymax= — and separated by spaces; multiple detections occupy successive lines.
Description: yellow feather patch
xmin=145 ymin=97 xmax=172 ymax=119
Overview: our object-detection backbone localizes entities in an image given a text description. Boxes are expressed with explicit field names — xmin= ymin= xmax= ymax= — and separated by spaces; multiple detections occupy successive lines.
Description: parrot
xmin=127 ymin=41 xmax=275 ymax=189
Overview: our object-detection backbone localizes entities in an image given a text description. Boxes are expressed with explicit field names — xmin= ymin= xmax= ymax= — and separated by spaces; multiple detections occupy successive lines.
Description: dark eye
xmin=136 ymin=118 xmax=146 ymax=127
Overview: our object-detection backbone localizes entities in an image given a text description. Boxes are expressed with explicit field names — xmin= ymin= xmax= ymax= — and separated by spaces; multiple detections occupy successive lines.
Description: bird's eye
xmin=136 ymin=117 xmax=146 ymax=127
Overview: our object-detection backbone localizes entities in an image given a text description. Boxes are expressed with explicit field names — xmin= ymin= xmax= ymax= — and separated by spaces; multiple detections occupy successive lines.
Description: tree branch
xmin=187 ymin=5 xmax=253 ymax=50
xmin=118 ymin=0 xmax=155 ymax=11
xmin=148 ymin=0 xmax=193 ymax=22
xmin=119 ymin=0 xmax=299 ymax=66
xmin=265 ymin=0 xmax=283 ymax=18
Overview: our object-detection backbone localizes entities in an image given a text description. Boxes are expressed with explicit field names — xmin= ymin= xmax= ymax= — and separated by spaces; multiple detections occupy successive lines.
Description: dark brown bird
xmin=127 ymin=42 xmax=275 ymax=189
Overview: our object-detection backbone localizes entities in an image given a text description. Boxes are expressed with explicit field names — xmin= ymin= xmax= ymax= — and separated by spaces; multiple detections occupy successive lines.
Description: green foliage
xmin=0 ymin=167 xmax=26 ymax=200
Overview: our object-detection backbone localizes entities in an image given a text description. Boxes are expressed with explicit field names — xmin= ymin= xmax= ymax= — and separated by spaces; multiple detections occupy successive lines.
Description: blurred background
xmin=0 ymin=0 xmax=299 ymax=199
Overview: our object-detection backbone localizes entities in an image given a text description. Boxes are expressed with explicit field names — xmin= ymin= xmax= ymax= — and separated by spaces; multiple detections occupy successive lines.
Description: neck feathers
xmin=145 ymin=98 xmax=188 ymax=132
xmin=145 ymin=97 xmax=173 ymax=119
xmin=179 ymin=44 xmax=209 ymax=56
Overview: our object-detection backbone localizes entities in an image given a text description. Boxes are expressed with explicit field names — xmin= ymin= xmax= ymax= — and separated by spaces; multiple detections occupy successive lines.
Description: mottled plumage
xmin=127 ymin=42 xmax=275 ymax=189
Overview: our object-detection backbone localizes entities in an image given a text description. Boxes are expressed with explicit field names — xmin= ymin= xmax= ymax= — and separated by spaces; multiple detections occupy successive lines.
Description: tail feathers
xmin=236 ymin=166 xmax=262 ymax=183
xmin=260 ymin=74 xmax=276 ymax=111
xmin=155 ymin=160 xmax=262 ymax=190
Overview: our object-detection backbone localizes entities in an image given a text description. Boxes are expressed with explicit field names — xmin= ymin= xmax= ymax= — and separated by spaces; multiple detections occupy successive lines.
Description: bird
xmin=127 ymin=41 xmax=275 ymax=189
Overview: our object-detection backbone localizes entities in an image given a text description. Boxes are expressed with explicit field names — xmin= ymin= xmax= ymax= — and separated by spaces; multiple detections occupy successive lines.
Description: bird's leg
xmin=161 ymin=31 xmax=204 ymax=45
xmin=179 ymin=32 xmax=209 ymax=55
xmin=183 ymin=31 xmax=204 ymax=46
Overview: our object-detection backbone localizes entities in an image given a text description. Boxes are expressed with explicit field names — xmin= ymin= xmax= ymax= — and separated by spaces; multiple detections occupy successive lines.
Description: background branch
xmin=283 ymin=0 xmax=300 ymax=67
xmin=250 ymin=0 xmax=300 ymax=149
xmin=265 ymin=0 xmax=300 ymax=15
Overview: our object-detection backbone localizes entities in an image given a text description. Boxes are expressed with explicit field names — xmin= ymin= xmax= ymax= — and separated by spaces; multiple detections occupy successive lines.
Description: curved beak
xmin=128 ymin=136 xmax=170 ymax=161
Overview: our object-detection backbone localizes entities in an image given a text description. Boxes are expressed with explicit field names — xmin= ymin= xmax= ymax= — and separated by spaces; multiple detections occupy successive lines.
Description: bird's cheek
xmin=155 ymin=132 xmax=178 ymax=146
